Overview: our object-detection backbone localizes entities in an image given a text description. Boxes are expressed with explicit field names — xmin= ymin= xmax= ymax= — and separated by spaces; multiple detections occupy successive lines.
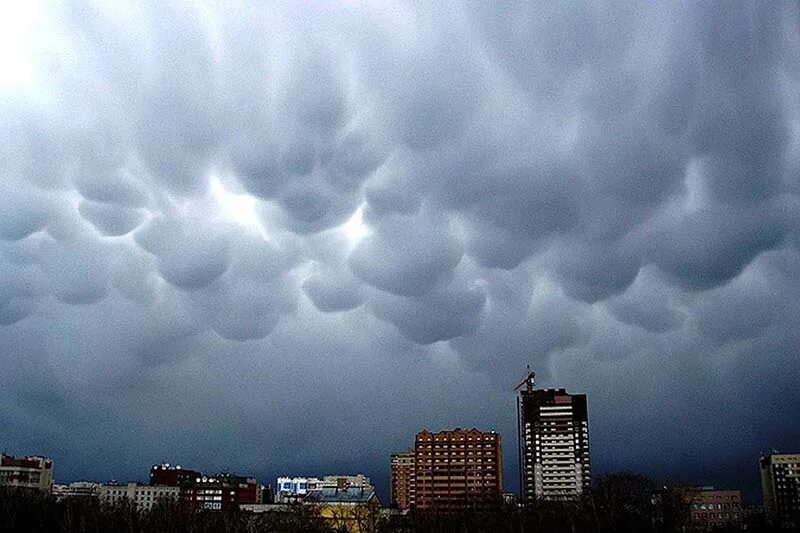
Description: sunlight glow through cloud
xmin=208 ymin=176 xmax=266 ymax=237
xmin=0 ymin=0 xmax=40 ymax=88
xmin=340 ymin=204 xmax=370 ymax=246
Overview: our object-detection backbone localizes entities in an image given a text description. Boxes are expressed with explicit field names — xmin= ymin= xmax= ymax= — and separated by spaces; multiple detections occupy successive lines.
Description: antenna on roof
xmin=514 ymin=365 xmax=535 ymax=393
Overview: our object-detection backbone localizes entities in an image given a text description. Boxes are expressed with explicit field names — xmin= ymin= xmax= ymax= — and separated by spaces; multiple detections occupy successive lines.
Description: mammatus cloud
xmin=1 ymin=0 xmax=799 ymax=499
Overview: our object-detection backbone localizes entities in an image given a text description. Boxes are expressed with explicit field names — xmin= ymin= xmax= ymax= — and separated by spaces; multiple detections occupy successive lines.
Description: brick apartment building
xmin=414 ymin=428 xmax=503 ymax=512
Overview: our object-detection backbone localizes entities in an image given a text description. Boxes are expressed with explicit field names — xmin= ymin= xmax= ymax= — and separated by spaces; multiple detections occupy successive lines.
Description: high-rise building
xmin=760 ymin=453 xmax=800 ymax=528
xmin=390 ymin=450 xmax=415 ymax=510
xmin=0 ymin=454 xmax=54 ymax=492
xmin=414 ymin=428 xmax=503 ymax=511
xmin=516 ymin=368 xmax=591 ymax=501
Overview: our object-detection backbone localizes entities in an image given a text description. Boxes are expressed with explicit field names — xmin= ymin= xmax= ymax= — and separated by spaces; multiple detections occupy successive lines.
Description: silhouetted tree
xmin=2 ymin=475 xmax=790 ymax=533
xmin=590 ymin=471 xmax=657 ymax=533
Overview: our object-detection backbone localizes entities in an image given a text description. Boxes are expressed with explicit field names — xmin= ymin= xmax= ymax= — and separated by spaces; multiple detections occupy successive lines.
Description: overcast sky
xmin=1 ymin=1 xmax=799 ymax=501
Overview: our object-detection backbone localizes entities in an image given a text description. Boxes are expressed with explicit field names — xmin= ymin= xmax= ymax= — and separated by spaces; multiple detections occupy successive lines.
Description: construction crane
xmin=514 ymin=365 xmax=535 ymax=393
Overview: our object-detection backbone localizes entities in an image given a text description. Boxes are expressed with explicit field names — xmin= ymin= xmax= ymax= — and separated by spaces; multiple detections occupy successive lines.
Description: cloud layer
xmin=1 ymin=0 xmax=799 ymax=499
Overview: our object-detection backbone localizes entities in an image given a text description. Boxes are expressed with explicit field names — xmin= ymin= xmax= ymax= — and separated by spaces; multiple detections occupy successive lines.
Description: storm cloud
xmin=1 ymin=0 xmax=799 ymax=499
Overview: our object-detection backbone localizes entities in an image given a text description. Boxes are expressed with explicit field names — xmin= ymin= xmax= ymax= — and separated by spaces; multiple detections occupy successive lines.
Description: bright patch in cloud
xmin=209 ymin=176 xmax=265 ymax=237
xmin=0 ymin=0 xmax=40 ymax=88
xmin=341 ymin=204 xmax=370 ymax=246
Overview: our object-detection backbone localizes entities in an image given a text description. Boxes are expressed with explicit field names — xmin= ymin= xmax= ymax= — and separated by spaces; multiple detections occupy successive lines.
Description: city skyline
xmin=2 ymin=373 xmax=786 ymax=505
xmin=1 ymin=0 xmax=799 ymax=515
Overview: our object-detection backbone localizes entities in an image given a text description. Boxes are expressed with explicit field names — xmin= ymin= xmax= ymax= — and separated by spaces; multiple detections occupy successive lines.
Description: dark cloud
xmin=1 ymin=0 xmax=798 ymax=502
xmin=646 ymin=203 xmax=787 ymax=290
xmin=603 ymin=267 xmax=685 ymax=333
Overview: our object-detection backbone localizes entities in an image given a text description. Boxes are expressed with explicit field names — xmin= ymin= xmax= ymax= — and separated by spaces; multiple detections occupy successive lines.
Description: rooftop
xmin=304 ymin=487 xmax=378 ymax=504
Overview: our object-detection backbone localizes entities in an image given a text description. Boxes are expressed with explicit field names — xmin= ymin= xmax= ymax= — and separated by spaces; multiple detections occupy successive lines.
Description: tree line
xmin=0 ymin=472 xmax=780 ymax=532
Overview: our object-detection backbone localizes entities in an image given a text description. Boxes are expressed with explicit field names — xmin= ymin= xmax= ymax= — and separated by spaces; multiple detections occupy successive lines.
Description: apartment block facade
xmin=390 ymin=450 xmax=415 ymax=510
xmin=53 ymin=481 xmax=101 ymax=501
xmin=317 ymin=474 xmax=373 ymax=492
xmin=760 ymin=453 xmax=800 ymax=528
xmin=0 ymin=454 xmax=54 ymax=492
xmin=687 ymin=488 xmax=742 ymax=531
xmin=276 ymin=476 xmax=320 ymax=500
xmin=150 ymin=464 xmax=258 ymax=511
xmin=518 ymin=385 xmax=591 ymax=501
xmin=414 ymin=428 xmax=503 ymax=512
xmin=99 ymin=483 xmax=179 ymax=511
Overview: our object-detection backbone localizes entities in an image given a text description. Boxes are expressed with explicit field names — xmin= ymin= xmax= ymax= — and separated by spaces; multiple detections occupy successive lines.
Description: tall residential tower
xmin=516 ymin=368 xmax=591 ymax=502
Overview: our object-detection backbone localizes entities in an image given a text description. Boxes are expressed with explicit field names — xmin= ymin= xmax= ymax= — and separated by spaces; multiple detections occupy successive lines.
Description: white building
xmin=0 ymin=454 xmax=54 ymax=492
xmin=517 ymin=373 xmax=591 ymax=501
xmin=276 ymin=476 xmax=321 ymax=500
xmin=98 ymin=483 xmax=179 ymax=511
xmin=53 ymin=481 xmax=101 ymax=501
xmin=275 ymin=475 xmax=375 ymax=502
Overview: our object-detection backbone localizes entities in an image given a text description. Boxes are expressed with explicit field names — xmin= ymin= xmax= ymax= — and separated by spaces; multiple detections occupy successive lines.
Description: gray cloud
xmin=368 ymin=266 xmax=486 ymax=344
xmin=349 ymin=208 xmax=463 ymax=297
xmin=135 ymin=216 xmax=233 ymax=290
xmin=78 ymin=201 xmax=146 ymax=236
xmin=1 ymin=0 xmax=799 ymax=501
xmin=303 ymin=265 xmax=365 ymax=313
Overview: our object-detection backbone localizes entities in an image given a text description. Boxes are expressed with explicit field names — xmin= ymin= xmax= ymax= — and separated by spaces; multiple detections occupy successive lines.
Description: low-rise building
xmin=318 ymin=474 xmax=373 ymax=492
xmin=305 ymin=487 xmax=382 ymax=533
xmin=0 ymin=454 xmax=54 ymax=492
xmin=275 ymin=475 xmax=374 ymax=503
xmin=275 ymin=476 xmax=322 ymax=501
xmin=687 ymin=487 xmax=742 ymax=531
xmin=186 ymin=473 xmax=259 ymax=511
xmin=99 ymin=482 xmax=179 ymax=511
xmin=52 ymin=481 xmax=101 ymax=501
xmin=240 ymin=503 xmax=288 ymax=514
xmin=150 ymin=463 xmax=258 ymax=511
